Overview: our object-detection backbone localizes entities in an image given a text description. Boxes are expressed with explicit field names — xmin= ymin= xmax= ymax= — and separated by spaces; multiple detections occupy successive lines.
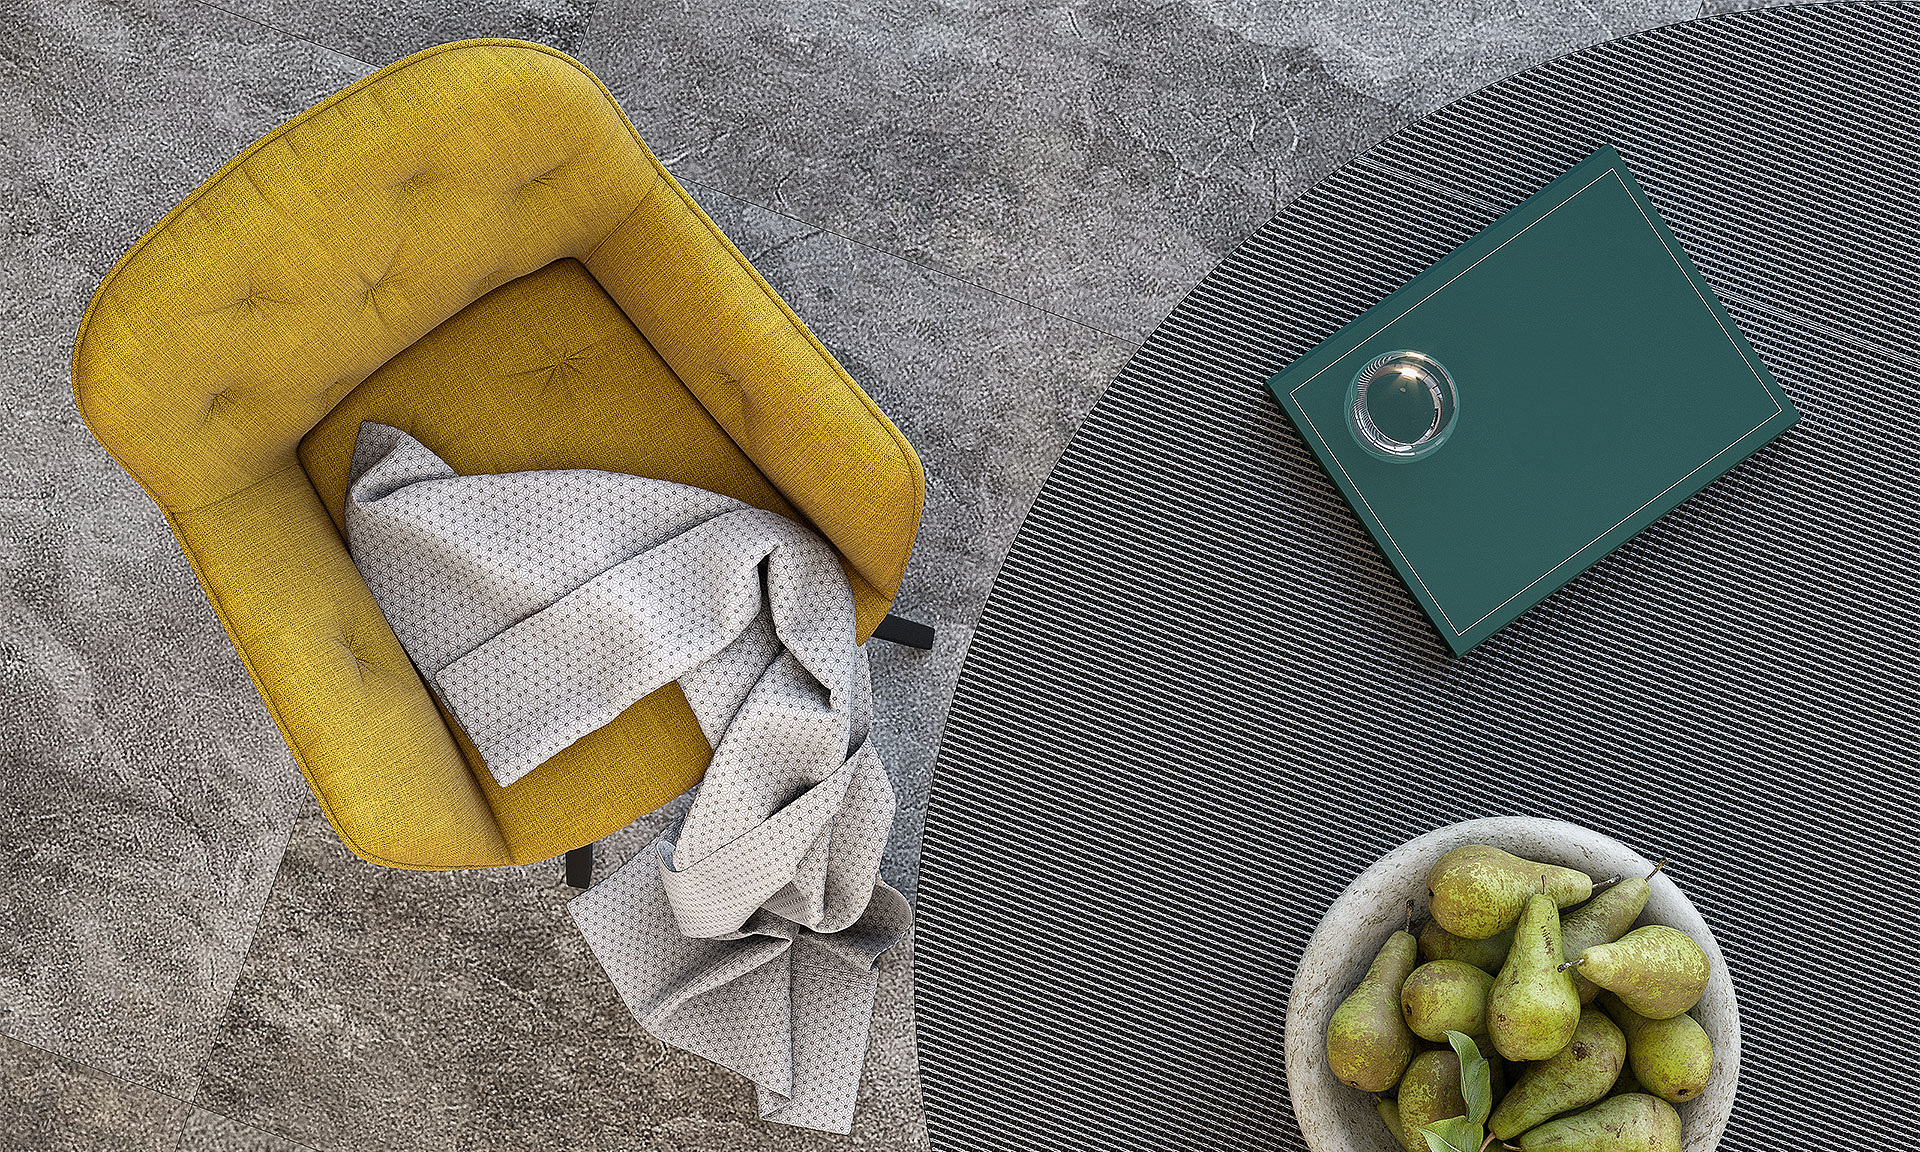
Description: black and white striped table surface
xmin=916 ymin=4 xmax=1918 ymax=1148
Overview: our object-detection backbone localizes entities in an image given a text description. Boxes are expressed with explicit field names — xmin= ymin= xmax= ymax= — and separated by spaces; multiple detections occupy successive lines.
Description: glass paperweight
xmin=1347 ymin=350 xmax=1458 ymax=463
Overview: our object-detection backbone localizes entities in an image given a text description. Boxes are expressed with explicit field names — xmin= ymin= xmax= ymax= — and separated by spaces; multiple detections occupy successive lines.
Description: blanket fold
xmin=343 ymin=423 xmax=906 ymax=1134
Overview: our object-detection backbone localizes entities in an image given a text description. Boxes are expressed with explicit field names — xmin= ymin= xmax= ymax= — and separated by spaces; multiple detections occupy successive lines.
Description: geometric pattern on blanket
xmin=343 ymin=422 xmax=907 ymax=1132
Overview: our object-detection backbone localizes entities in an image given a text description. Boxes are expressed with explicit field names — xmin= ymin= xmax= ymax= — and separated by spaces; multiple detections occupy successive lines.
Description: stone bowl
xmin=1284 ymin=817 xmax=1740 ymax=1152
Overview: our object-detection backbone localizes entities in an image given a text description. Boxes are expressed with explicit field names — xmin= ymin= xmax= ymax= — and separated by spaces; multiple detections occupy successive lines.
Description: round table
xmin=915 ymin=5 xmax=1919 ymax=1149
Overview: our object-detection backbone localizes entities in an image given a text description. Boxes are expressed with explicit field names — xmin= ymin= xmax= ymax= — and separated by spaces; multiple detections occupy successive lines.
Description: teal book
xmin=1266 ymin=145 xmax=1798 ymax=655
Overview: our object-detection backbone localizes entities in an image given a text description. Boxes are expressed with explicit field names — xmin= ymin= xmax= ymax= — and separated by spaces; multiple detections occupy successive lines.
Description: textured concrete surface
xmin=0 ymin=0 xmax=367 ymax=1101
xmin=581 ymin=0 xmax=1724 ymax=341
xmin=212 ymin=0 xmax=596 ymax=64
xmin=0 ymin=0 xmax=1809 ymax=1148
xmin=0 ymin=1034 xmax=191 ymax=1152
xmin=192 ymin=805 xmax=929 ymax=1152
xmin=0 ymin=1034 xmax=313 ymax=1152
xmin=174 ymin=1109 xmax=317 ymax=1152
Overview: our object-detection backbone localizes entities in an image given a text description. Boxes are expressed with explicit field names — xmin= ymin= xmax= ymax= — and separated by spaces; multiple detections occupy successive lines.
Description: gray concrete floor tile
xmin=204 ymin=0 xmax=597 ymax=67
xmin=189 ymin=806 xmax=927 ymax=1152
xmin=576 ymin=0 xmax=1404 ymax=343
xmin=2 ymin=0 xmax=365 ymax=1096
xmin=573 ymin=0 xmax=1728 ymax=342
xmin=0 ymin=0 xmax=1800 ymax=1147
xmin=6 ymin=0 xmax=373 ymax=278
xmin=175 ymin=1109 xmax=320 ymax=1152
xmin=0 ymin=1034 xmax=193 ymax=1152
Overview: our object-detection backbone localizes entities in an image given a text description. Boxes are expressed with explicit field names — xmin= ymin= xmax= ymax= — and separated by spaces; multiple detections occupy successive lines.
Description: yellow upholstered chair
xmin=70 ymin=40 xmax=927 ymax=874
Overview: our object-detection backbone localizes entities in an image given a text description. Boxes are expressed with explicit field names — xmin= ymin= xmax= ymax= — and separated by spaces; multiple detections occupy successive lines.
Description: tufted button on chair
xmin=71 ymin=40 xmax=928 ymax=874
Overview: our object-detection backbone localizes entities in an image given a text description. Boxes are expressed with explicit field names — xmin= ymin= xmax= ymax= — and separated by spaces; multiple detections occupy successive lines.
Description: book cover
xmin=1266 ymin=145 xmax=1799 ymax=655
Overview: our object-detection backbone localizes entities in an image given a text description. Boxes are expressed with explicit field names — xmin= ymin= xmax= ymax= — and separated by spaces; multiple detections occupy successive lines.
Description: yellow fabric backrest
xmin=587 ymin=197 xmax=923 ymax=599
xmin=73 ymin=41 xmax=656 ymax=513
xmin=69 ymin=40 xmax=925 ymax=869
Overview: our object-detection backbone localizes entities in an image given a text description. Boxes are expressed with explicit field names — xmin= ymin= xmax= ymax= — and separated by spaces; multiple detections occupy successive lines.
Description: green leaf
xmin=1419 ymin=1115 xmax=1484 ymax=1152
xmin=1444 ymin=1030 xmax=1493 ymax=1126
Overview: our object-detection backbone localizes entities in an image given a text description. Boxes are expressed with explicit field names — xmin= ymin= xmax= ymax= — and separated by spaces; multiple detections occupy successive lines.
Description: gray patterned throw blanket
xmin=344 ymin=423 xmax=909 ymax=1134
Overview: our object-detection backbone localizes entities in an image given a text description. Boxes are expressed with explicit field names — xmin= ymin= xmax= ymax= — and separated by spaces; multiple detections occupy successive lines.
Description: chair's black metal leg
xmin=873 ymin=612 xmax=935 ymax=650
xmin=565 ymin=841 xmax=594 ymax=889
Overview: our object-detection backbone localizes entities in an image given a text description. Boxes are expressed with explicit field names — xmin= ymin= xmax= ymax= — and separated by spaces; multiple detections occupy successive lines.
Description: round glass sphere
xmin=1347 ymin=350 xmax=1458 ymax=463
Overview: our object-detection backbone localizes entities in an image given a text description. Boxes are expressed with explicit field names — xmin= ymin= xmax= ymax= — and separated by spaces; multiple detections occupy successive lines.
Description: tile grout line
xmin=171 ymin=816 xmax=309 ymax=1145
xmin=0 ymin=821 xmax=317 ymax=1151
xmin=182 ymin=0 xmax=1145 ymax=352
xmin=187 ymin=0 xmax=376 ymax=70
xmin=1711 ymin=285 xmax=1920 ymax=372
xmin=1354 ymin=152 xmax=1920 ymax=371
xmin=43 ymin=7 xmax=351 ymax=1146
xmin=674 ymin=176 xmax=1146 ymax=349
xmin=0 ymin=1031 xmax=197 ymax=1112
xmin=166 ymin=1101 xmax=330 ymax=1152
xmin=186 ymin=0 xmax=1142 ymax=352
xmin=0 ymin=1029 xmax=322 ymax=1152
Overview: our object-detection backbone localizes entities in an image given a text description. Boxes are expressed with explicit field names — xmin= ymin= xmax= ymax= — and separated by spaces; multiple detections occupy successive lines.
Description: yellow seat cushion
xmin=70 ymin=40 xmax=925 ymax=870
xmin=298 ymin=256 xmax=893 ymax=860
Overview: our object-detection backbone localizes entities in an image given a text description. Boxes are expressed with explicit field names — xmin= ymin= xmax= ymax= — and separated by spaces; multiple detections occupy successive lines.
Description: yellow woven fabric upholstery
xmin=70 ymin=40 xmax=925 ymax=869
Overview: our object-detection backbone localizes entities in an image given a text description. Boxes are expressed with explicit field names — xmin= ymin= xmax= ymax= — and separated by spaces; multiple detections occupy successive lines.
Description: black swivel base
xmin=874 ymin=612 xmax=935 ymax=649
xmin=564 ymin=842 xmax=593 ymax=889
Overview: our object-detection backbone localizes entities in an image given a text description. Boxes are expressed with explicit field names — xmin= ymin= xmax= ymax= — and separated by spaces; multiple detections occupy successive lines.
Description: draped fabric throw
xmin=344 ymin=423 xmax=909 ymax=1133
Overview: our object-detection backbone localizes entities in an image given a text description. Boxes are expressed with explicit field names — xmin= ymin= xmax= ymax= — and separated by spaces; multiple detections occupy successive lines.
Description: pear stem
xmin=1590 ymin=873 xmax=1624 ymax=893
xmin=1557 ymin=956 xmax=1586 ymax=972
xmin=1407 ymin=898 xmax=1416 ymax=935
xmin=1646 ymin=857 xmax=1670 ymax=880
xmin=1479 ymin=1136 xmax=1499 ymax=1152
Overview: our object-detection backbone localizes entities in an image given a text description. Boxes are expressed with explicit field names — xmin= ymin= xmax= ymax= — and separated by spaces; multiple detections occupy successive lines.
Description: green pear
xmin=1488 ymin=893 xmax=1581 ymax=1061
xmin=1397 ymin=1048 xmax=1467 ymax=1137
xmin=1401 ymin=959 xmax=1494 ymax=1042
xmin=1559 ymin=864 xmax=1661 ymax=1003
xmin=1327 ymin=930 xmax=1419 ymax=1091
xmin=1599 ymin=992 xmax=1714 ymax=1104
xmin=1488 ymin=1007 xmax=1626 ymax=1139
xmin=1563 ymin=925 xmax=1708 ymax=1019
xmin=1420 ymin=919 xmax=1516 ymax=974
xmin=1608 ymin=1061 xmax=1647 ymax=1098
xmin=1513 ymin=1093 xmax=1681 ymax=1152
xmin=1428 ymin=845 xmax=1594 ymax=939
xmin=1376 ymin=1096 xmax=1427 ymax=1152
